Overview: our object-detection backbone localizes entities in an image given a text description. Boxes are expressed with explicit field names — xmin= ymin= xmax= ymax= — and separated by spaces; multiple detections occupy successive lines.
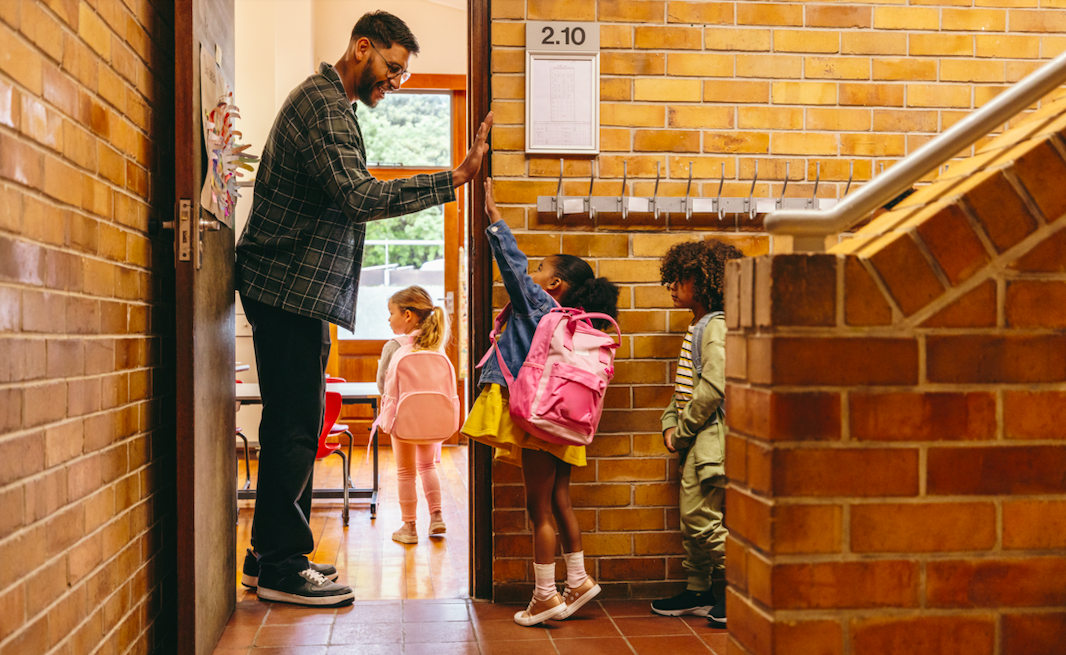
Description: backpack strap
xmin=690 ymin=311 xmax=724 ymax=378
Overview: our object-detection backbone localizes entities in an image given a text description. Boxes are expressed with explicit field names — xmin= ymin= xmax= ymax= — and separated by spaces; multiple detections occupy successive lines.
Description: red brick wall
xmin=488 ymin=1 xmax=1066 ymax=602
xmin=726 ymin=96 xmax=1066 ymax=655
xmin=0 ymin=0 xmax=176 ymax=652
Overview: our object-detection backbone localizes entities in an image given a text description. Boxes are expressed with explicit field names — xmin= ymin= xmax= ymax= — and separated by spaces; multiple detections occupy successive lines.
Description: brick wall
xmin=488 ymin=1 xmax=1066 ymax=601
xmin=0 ymin=1 xmax=176 ymax=653
xmin=726 ymin=93 xmax=1066 ymax=654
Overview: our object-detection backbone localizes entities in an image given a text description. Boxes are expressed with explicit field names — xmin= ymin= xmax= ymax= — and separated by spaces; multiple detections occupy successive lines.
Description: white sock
xmin=563 ymin=551 xmax=588 ymax=589
xmin=533 ymin=562 xmax=557 ymax=601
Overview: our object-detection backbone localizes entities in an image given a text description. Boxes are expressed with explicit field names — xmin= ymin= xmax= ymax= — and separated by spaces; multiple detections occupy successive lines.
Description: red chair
xmin=317 ymin=391 xmax=351 ymax=526
xmin=325 ymin=377 xmax=355 ymax=479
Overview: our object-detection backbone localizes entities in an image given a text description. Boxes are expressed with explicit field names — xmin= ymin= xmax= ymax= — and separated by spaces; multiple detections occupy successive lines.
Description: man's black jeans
xmin=240 ymin=294 xmax=330 ymax=582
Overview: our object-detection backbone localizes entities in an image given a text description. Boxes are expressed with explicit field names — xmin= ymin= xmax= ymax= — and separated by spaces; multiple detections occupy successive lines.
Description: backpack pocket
xmin=535 ymin=363 xmax=606 ymax=436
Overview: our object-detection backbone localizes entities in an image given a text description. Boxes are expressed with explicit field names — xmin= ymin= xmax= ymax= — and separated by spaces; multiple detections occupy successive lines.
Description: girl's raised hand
xmin=485 ymin=177 xmax=503 ymax=223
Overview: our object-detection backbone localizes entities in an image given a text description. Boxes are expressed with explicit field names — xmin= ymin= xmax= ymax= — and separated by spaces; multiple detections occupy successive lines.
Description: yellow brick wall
xmin=488 ymin=0 xmax=1066 ymax=600
xmin=0 ymin=0 xmax=175 ymax=651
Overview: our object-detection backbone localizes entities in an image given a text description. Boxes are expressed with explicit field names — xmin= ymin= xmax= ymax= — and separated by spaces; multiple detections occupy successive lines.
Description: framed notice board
xmin=525 ymin=21 xmax=600 ymax=156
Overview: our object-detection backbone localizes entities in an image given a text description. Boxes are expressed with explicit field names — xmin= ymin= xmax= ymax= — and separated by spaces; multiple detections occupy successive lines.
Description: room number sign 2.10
xmin=525 ymin=21 xmax=600 ymax=53
xmin=540 ymin=24 xmax=586 ymax=46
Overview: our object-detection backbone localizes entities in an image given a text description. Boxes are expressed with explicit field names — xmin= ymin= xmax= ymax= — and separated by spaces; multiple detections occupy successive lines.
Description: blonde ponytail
xmin=389 ymin=285 xmax=450 ymax=352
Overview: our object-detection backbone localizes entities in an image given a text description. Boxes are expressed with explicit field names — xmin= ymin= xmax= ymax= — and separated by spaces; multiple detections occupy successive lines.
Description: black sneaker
xmin=708 ymin=584 xmax=726 ymax=627
xmin=257 ymin=569 xmax=355 ymax=606
xmin=650 ymin=589 xmax=714 ymax=617
xmin=241 ymin=549 xmax=339 ymax=589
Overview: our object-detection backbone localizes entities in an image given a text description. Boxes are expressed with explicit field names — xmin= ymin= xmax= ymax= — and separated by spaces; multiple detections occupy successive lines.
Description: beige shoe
xmin=555 ymin=577 xmax=601 ymax=619
xmin=513 ymin=593 xmax=567 ymax=626
xmin=429 ymin=511 xmax=446 ymax=537
xmin=392 ymin=522 xmax=418 ymax=544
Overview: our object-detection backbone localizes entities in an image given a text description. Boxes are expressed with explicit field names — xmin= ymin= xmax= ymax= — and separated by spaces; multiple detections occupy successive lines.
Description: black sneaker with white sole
xmin=257 ymin=568 xmax=355 ymax=606
xmin=650 ymin=589 xmax=714 ymax=617
xmin=708 ymin=584 xmax=726 ymax=627
xmin=241 ymin=549 xmax=338 ymax=589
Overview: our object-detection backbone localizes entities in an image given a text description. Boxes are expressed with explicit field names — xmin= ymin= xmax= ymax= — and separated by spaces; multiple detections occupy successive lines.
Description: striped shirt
xmin=236 ymin=62 xmax=456 ymax=330
xmin=674 ymin=324 xmax=696 ymax=412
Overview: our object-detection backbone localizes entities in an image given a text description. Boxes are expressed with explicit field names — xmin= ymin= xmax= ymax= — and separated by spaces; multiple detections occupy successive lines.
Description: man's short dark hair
xmin=351 ymin=11 xmax=420 ymax=55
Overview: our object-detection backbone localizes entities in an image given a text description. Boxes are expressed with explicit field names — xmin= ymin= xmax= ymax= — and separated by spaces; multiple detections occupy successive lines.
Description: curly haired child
xmin=650 ymin=239 xmax=743 ymax=627
xmin=463 ymin=180 xmax=620 ymax=627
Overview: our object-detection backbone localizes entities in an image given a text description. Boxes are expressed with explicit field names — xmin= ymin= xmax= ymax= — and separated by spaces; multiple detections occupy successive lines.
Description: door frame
xmin=467 ymin=0 xmax=494 ymax=601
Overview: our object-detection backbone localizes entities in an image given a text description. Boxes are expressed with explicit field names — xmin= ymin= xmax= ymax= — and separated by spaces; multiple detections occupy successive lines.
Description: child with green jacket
xmin=650 ymin=239 xmax=743 ymax=627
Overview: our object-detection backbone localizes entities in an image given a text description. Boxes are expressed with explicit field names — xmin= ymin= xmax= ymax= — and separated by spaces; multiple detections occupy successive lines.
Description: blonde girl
xmin=377 ymin=285 xmax=449 ymax=544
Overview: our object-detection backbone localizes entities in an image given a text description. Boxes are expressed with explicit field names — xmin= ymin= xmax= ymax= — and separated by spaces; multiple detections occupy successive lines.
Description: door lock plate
xmin=178 ymin=199 xmax=193 ymax=262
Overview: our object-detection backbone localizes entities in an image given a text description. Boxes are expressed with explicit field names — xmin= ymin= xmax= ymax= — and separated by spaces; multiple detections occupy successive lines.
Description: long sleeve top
xmin=661 ymin=314 xmax=727 ymax=482
xmin=236 ymin=62 xmax=456 ymax=330
xmin=477 ymin=221 xmax=556 ymax=387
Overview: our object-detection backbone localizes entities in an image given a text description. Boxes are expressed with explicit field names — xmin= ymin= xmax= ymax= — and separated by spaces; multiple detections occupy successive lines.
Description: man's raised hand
xmin=453 ymin=111 xmax=494 ymax=187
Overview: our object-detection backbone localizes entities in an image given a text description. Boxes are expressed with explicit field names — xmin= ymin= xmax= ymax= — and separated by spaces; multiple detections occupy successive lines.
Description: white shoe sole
xmin=708 ymin=616 xmax=727 ymax=627
xmin=555 ymin=583 xmax=601 ymax=619
xmin=429 ymin=525 xmax=446 ymax=536
xmin=257 ymin=586 xmax=355 ymax=606
xmin=650 ymin=604 xmax=712 ymax=617
xmin=514 ymin=601 xmax=568 ymax=626
xmin=242 ymin=570 xmax=338 ymax=589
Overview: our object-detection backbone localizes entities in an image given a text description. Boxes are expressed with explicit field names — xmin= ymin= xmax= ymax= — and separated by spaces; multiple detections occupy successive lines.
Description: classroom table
xmin=234 ymin=382 xmax=380 ymax=520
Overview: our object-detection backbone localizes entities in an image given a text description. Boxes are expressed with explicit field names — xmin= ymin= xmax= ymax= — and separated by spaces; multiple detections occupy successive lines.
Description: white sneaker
xmin=256 ymin=569 xmax=354 ymax=606
xmin=555 ymin=577 xmax=601 ymax=619
xmin=513 ymin=593 xmax=567 ymax=626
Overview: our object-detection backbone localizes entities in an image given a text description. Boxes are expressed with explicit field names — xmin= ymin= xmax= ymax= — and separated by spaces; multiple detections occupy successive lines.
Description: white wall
xmin=232 ymin=0 xmax=466 ymax=444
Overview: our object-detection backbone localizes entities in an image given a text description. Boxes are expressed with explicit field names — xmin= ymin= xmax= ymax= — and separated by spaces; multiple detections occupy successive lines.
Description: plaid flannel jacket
xmin=235 ymin=62 xmax=456 ymax=330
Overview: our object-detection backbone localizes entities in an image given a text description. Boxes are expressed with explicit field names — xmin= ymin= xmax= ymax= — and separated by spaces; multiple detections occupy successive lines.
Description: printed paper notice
xmin=530 ymin=58 xmax=594 ymax=150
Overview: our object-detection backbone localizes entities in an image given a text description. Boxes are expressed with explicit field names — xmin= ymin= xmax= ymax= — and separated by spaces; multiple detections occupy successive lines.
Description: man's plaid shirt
xmin=236 ymin=62 xmax=456 ymax=331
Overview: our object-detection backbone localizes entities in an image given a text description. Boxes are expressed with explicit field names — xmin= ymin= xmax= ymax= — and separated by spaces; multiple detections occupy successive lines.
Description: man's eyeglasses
xmin=370 ymin=43 xmax=411 ymax=85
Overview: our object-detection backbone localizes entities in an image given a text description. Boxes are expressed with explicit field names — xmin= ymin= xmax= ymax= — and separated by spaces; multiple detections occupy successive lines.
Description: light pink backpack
xmin=376 ymin=335 xmax=460 ymax=443
xmin=480 ymin=304 xmax=621 ymax=447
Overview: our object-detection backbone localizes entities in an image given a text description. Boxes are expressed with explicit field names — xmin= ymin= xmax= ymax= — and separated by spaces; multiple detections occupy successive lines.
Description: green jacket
xmin=661 ymin=314 xmax=727 ymax=483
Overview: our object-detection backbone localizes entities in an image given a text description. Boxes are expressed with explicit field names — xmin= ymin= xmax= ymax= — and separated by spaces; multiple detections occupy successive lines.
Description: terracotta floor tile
xmin=470 ymin=603 xmax=524 ymax=622
xmin=553 ymin=637 xmax=631 ymax=655
xmin=326 ymin=646 xmax=402 ymax=655
xmin=334 ymin=603 xmax=404 ymax=624
xmin=330 ymin=623 xmax=404 ymax=645
xmin=265 ymin=606 xmax=337 ymax=625
xmin=403 ymin=642 xmax=483 ymax=655
xmin=612 ymin=617 xmax=692 ymax=637
xmin=680 ymin=616 xmax=729 ymax=635
xmin=216 ymin=625 xmax=259 ymax=649
xmin=228 ymin=602 xmax=269 ymax=628
xmin=701 ymin=632 xmax=729 ymax=654
xmin=547 ymin=616 xmax=622 ymax=639
xmin=598 ymin=600 xmax=656 ymax=618
xmin=403 ymin=602 xmax=470 ymax=622
xmin=404 ymin=621 xmax=477 ymax=643
xmin=627 ymin=635 xmax=712 ymax=654
xmin=255 ymin=625 xmax=332 ymax=648
xmin=474 ymin=619 xmax=551 ymax=642
xmin=554 ymin=602 xmax=607 ymax=620
xmin=479 ymin=641 xmax=554 ymax=655
xmin=251 ymin=648 xmax=328 ymax=655
xmin=211 ymin=649 xmax=248 ymax=655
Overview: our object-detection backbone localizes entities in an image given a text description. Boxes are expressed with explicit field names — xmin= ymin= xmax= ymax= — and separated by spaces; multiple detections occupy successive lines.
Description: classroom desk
xmin=235 ymin=382 xmax=380 ymax=520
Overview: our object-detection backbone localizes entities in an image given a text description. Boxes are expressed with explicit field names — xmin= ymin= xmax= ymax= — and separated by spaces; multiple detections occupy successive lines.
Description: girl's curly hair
xmin=659 ymin=240 xmax=745 ymax=313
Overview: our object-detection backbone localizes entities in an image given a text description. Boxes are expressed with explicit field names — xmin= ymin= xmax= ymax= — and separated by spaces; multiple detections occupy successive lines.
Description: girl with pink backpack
xmin=376 ymin=286 xmax=457 ymax=545
xmin=463 ymin=180 xmax=620 ymax=626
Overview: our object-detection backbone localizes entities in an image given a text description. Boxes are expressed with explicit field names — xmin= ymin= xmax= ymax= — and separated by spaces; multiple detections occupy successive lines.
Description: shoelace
xmin=300 ymin=569 xmax=329 ymax=586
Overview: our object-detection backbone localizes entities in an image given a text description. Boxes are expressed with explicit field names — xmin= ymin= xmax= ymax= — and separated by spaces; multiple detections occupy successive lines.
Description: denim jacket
xmin=477 ymin=221 xmax=556 ymax=387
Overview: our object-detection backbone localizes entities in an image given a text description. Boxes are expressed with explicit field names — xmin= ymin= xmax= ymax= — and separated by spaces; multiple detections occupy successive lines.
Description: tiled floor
xmin=223 ymin=445 xmax=727 ymax=654
xmin=212 ymin=597 xmax=729 ymax=654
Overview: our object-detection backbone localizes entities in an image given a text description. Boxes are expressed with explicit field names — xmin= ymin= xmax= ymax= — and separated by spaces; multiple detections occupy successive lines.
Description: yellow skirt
xmin=462 ymin=384 xmax=586 ymax=467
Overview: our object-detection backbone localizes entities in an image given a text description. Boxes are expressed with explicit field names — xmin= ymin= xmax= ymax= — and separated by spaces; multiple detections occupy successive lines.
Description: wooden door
xmin=174 ymin=1 xmax=237 ymax=653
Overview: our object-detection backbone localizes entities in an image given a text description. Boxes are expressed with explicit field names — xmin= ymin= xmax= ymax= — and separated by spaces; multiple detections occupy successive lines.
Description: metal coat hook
xmin=844 ymin=161 xmax=854 ymax=196
xmin=716 ymin=163 xmax=725 ymax=221
xmin=808 ymin=161 xmax=821 ymax=209
xmin=652 ymin=161 xmax=662 ymax=220
xmin=586 ymin=169 xmax=596 ymax=220
xmin=620 ymin=160 xmax=628 ymax=220
xmin=555 ymin=158 xmax=564 ymax=220
xmin=683 ymin=161 xmax=693 ymax=220
xmin=779 ymin=161 xmax=790 ymax=204
xmin=747 ymin=160 xmax=759 ymax=220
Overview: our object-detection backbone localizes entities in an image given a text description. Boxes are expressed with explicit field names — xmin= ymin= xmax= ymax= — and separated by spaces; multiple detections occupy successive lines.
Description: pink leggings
xmin=393 ymin=441 xmax=442 ymax=523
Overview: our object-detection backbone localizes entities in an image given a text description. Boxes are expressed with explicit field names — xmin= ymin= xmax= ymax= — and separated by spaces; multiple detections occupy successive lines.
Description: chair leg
xmin=334 ymin=450 xmax=349 ymax=527
xmin=343 ymin=431 xmax=354 ymax=485
xmin=237 ymin=431 xmax=252 ymax=490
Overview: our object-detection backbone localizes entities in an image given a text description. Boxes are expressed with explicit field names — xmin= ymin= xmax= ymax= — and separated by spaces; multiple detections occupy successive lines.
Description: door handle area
xmin=200 ymin=218 xmax=222 ymax=232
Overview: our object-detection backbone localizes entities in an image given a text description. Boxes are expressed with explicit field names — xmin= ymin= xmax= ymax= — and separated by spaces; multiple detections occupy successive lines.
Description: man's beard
xmin=357 ymin=65 xmax=389 ymax=107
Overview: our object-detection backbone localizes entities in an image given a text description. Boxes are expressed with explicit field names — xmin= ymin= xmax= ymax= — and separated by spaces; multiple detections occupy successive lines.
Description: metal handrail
xmin=765 ymin=49 xmax=1066 ymax=252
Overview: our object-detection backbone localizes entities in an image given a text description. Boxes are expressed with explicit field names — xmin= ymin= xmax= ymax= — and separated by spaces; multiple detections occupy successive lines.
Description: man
xmin=235 ymin=10 xmax=492 ymax=606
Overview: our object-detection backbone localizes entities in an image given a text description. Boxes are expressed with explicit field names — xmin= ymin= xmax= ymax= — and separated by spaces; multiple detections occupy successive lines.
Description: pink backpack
xmin=376 ymin=335 xmax=460 ymax=443
xmin=480 ymin=304 xmax=621 ymax=447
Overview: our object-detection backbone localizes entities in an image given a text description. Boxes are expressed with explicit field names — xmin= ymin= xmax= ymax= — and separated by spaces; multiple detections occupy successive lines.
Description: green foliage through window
xmin=360 ymin=93 xmax=451 ymax=167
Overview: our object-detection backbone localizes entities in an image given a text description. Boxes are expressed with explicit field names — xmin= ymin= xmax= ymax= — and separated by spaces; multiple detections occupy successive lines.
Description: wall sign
xmin=525 ymin=21 xmax=600 ymax=156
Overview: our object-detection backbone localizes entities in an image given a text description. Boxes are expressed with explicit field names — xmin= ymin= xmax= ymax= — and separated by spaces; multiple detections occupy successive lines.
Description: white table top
xmin=236 ymin=382 xmax=380 ymax=402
